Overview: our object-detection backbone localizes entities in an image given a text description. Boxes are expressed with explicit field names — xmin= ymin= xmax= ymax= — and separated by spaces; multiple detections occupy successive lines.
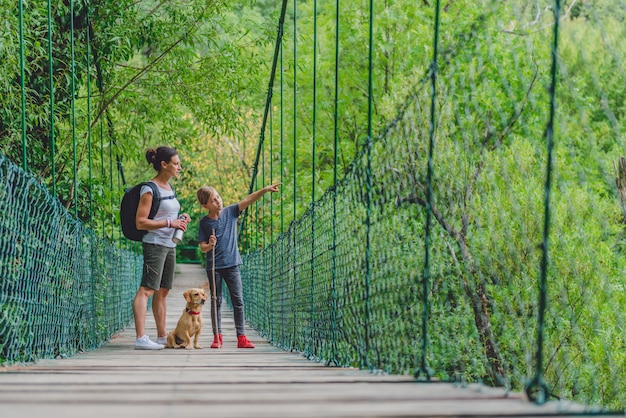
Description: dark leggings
xmin=206 ymin=266 xmax=246 ymax=336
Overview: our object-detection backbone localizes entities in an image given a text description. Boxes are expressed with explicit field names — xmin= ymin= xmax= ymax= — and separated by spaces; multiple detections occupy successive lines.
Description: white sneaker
xmin=134 ymin=335 xmax=164 ymax=350
xmin=156 ymin=336 xmax=167 ymax=345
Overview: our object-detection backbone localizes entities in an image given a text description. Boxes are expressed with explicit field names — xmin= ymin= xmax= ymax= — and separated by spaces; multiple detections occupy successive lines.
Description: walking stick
xmin=210 ymin=229 xmax=220 ymax=347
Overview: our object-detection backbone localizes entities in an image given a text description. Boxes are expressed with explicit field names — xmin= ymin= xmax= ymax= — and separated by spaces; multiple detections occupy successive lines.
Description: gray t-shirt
xmin=140 ymin=183 xmax=180 ymax=248
xmin=198 ymin=204 xmax=242 ymax=269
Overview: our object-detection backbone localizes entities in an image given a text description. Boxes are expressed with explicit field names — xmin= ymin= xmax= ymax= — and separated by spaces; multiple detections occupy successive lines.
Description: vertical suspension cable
xmin=525 ymin=0 xmax=562 ymax=405
xmin=70 ymin=0 xmax=78 ymax=217
xmin=85 ymin=0 xmax=96 ymax=348
xmin=47 ymin=0 xmax=56 ymax=197
xmin=100 ymin=117 xmax=104 ymax=238
xmin=362 ymin=0 xmax=375 ymax=370
xmin=115 ymin=151 xmax=122 ymax=240
xmin=262 ymin=138 xmax=266 ymax=317
xmin=257 ymin=149 xmax=263 ymax=318
xmin=86 ymin=6 xmax=93 ymax=228
xmin=291 ymin=0 xmax=298 ymax=350
xmin=270 ymin=105 xmax=274 ymax=244
xmin=309 ymin=0 xmax=318 ymax=356
xmin=254 ymin=154 xmax=260 ymax=250
xmin=18 ymin=0 xmax=27 ymax=170
xmin=262 ymin=143 xmax=265 ymax=248
xmin=330 ymin=0 xmax=341 ymax=366
xmin=280 ymin=40 xmax=285 ymax=237
xmin=280 ymin=31 xmax=286 ymax=346
xmin=18 ymin=0 xmax=33 ymax=329
xmin=108 ymin=114 xmax=113 ymax=239
xmin=416 ymin=0 xmax=441 ymax=381
xmin=269 ymin=104 xmax=274 ymax=339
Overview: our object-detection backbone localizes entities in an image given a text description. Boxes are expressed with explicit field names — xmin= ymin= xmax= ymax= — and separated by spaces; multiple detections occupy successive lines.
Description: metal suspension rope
xmin=291 ymin=0 xmax=298 ymax=350
xmin=70 ymin=0 xmax=78 ymax=217
xmin=47 ymin=0 xmax=56 ymax=197
xmin=108 ymin=114 xmax=113 ymax=238
xmin=84 ymin=3 xmax=97 ymax=341
xmin=362 ymin=0 xmax=374 ymax=371
xmin=416 ymin=0 xmax=441 ymax=381
xmin=269 ymin=104 xmax=275 ymax=338
xmin=258 ymin=137 xmax=264 ymax=310
xmin=280 ymin=37 xmax=286 ymax=346
xmin=18 ymin=0 xmax=27 ymax=170
xmin=99 ymin=115 xmax=105 ymax=239
xmin=270 ymin=105 xmax=274 ymax=243
xmin=262 ymin=143 xmax=265 ymax=247
xmin=330 ymin=0 xmax=340 ymax=367
xmin=525 ymin=0 xmax=562 ymax=406
xmin=308 ymin=0 xmax=318 ymax=357
xmin=86 ymin=5 xmax=93 ymax=227
xmin=280 ymin=39 xmax=285 ymax=237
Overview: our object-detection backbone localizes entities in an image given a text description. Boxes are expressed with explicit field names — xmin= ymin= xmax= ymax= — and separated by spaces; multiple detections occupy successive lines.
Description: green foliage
xmin=1 ymin=0 xmax=626 ymax=410
xmin=0 ymin=0 xmax=271 ymax=241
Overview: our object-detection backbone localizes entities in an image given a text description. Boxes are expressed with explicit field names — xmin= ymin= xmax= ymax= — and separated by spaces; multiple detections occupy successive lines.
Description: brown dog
xmin=165 ymin=288 xmax=207 ymax=349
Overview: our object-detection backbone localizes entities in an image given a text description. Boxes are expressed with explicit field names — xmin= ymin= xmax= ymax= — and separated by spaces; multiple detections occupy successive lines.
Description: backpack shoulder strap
xmin=154 ymin=182 xmax=177 ymax=201
xmin=144 ymin=181 xmax=161 ymax=219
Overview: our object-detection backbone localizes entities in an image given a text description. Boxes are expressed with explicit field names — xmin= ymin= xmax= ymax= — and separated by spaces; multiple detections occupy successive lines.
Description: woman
xmin=133 ymin=146 xmax=190 ymax=350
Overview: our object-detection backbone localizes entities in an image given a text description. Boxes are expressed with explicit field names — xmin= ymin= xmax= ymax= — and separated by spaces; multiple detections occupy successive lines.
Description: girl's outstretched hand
xmin=265 ymin=183 xmax=281 ymax=193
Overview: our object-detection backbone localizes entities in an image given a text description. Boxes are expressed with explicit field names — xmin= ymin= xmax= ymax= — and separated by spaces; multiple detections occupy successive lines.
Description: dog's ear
xmin=183 ymin=290 xmax=191 ymax=302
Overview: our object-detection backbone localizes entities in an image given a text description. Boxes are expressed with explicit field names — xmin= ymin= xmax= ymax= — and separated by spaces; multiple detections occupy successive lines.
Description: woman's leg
xmin=154 ymin=247 xmax=176 ymax=338
xmin=133 ymin=286 xmax=155 ymax=338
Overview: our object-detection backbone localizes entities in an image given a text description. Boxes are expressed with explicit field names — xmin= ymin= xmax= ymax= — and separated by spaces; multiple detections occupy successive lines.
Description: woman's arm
xmin=135 ymin=191 xmax=169 ymax=231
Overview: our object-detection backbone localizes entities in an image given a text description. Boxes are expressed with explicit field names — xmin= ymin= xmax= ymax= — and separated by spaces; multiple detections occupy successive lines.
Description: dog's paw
xmin=194 ymin=345 xmax=203 ymax=349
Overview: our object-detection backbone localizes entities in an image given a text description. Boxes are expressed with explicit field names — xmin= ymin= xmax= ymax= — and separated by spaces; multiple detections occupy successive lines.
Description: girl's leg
xmin=222 ymin=267 xmax=245 ymax=336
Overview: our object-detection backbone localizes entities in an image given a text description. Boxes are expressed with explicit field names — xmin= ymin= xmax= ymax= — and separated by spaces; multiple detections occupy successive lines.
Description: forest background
xmin=1 ymin=0 xmax=625 ymax=409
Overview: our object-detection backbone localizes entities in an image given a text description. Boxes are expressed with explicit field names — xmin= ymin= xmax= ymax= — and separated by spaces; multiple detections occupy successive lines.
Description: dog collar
xmin=186 ymin=308 xmax=201 ymax=315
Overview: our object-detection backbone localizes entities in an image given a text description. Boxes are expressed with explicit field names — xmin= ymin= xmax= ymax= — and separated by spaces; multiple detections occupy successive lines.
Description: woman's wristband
xmin=166 ymin=219 xmax=171 ymax=228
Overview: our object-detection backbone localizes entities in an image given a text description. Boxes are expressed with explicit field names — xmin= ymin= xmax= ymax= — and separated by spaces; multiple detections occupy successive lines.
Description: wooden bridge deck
xmin=0 ymin=264 xmax=614 ymax=417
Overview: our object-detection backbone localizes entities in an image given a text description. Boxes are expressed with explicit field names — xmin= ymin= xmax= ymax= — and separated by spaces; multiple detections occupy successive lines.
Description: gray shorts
xmin=141 ymin=243 xmax=176 ymax=290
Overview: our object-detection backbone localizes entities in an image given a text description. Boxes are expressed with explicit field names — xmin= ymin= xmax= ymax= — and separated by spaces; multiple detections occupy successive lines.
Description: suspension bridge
xmin=1 ymin=0 xmax=626 ymax=415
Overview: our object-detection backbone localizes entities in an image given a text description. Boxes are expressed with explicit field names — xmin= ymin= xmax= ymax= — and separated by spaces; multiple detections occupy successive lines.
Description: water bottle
xmin=172 ymin=215 xmax=186 ymax=244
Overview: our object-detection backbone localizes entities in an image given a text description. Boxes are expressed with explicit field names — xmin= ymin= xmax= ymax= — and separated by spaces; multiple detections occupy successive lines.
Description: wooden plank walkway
xmin=0 ymin=263 xmax=616 ymax=417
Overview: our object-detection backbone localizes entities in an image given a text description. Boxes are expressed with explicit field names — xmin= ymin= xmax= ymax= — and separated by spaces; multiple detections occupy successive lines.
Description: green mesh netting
xmin=240 ymin=0 xmax=626 ymax=412
xmin=0 ymin=154 xmax=141 ymax=365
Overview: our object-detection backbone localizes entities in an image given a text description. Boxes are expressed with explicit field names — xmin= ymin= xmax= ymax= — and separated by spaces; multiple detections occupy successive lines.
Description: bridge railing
xmin=240 ymin=0 xmax=626 ymax=412
xmin=0 ymin=154 xmax=141 ymax=365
